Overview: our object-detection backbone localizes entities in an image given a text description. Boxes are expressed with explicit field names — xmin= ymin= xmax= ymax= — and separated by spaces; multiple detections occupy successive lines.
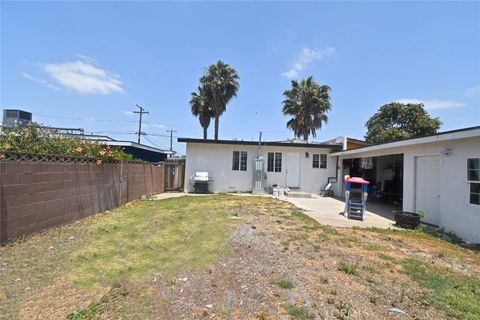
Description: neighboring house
xmin=178 ymin=138 xmax=343 ymax=193
xmin=330 ymin=126 xmax=480 ymax=243
xmin=72 ymin=134 xmax=172 ymax=163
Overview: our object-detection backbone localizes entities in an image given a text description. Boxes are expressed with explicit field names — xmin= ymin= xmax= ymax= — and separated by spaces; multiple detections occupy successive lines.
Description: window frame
xmin=240 ymin=151 xmax=247 ymax=171
xmin=312 ymin=153 xmax=327 ymax=169
xmin=267 ymin=152 xmax=282 ymax=172
xmin=312 ymin=154 xmax=320 ymax=168
xmin=320 ymin=154 xmax=327 ymax=169
xmin=467 ymin=158 xmax=480 ymax=206
xmin=232 ymin=151 xmax=240 ymax=171
xmin=467 ymin=158 xmax=480 ymax=183
xmin=232 ymin=151 xmax=247 ymax=171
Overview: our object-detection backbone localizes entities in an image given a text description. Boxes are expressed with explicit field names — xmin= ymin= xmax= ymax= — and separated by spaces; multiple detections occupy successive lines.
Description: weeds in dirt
xmin=402 ymin=258 xmax=480 ymax=319
xmin=337 ymin=262 xmax=358 ymax=275
xmin=256 ymin=310 xmax=269 ymax=319
xmin=437 ymin=250 xmax=447 ymax=258
xmin=271 ymin=278 xmax=295 ymax=289
xmin=336 ymin=301 xmax=353 ymax=319
xmin=363 ymin=264 xmax=377 ymax=273
xmin=285 ymin=304 xmax=314 ymax=319
xmin=68 ymin=287 xmax=128 ymax=319
xmin=363 ymin=243 xmax=385 ymax=251
xmin=377 ymin=253 xmax=397 ymax=262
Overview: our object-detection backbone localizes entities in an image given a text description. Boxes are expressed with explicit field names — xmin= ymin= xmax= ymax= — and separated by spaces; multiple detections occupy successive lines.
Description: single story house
xmin=329 ymin=126 xmax=480 ymax=243
xmin=179 ymin=126 xmax=479 ymax=243
xmin=178 ymin=138 xmax=344 ymax=193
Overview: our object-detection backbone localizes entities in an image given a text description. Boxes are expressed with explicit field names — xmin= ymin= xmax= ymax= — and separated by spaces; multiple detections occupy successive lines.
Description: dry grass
xmin=1 ymin=194 xmax=479 ymax=319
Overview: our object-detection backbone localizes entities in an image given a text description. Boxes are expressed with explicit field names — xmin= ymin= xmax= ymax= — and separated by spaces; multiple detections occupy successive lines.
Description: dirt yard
xmin=1 ymin=195 xmax=479 ymax=319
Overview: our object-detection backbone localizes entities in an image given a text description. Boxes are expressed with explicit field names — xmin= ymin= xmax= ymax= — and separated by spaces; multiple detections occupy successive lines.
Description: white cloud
xmin=22 ymin=72 xmax=60 ymax=90
xmin=43 ymin=60 xmax=124 ymax=94
xmin=282 ymin=46 xmax=335 ymax=79
xmin=123 ymin=111 xmax=135 ymax=116
xmin=76 ymin=53 xmax=96 ymax=64
xmin=465 ymin=85 xmax=480 ymax=97
xmin=150 ymin=123 xmax=165 ymax=129
xmin=397 ymin=98 xmax=466 ymax=110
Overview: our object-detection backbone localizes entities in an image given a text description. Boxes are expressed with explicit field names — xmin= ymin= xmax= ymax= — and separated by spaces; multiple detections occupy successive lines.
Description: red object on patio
xmin=346 ymin=177 xmax=370 ymax=185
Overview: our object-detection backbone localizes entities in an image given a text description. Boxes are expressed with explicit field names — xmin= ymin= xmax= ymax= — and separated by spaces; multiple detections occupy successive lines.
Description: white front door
xmin=286 ymin=152 xmax=300 ymax=188
xmin=415 ymin=156 xmax=440 ymax=225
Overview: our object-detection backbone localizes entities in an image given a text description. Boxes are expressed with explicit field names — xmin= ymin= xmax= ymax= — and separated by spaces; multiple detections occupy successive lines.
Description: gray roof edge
xmin=177 ymin=137 xmax=343 ymax=150
xmin=330 ymin=126 xmax=480 ymax=156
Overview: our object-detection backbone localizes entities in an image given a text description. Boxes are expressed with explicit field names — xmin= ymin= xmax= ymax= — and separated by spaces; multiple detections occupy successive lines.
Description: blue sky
xmin=1 ymin=1 xmax=479 ymax=154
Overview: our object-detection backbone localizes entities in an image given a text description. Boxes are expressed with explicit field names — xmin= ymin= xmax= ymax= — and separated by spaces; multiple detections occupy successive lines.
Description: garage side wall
xmin=402 ymin=138 xmax=480 ymax=243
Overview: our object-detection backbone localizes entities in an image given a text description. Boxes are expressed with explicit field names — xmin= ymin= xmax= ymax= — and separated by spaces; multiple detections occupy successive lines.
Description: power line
xmin=133 ymin=104 xmax=149 ymax=144
xmin=143 ymin=136 xmax=169 ymax=150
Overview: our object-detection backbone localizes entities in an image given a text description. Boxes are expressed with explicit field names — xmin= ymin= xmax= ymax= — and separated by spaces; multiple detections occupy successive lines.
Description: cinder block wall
xmin=0 ymin=160 xmax=165 ymax=243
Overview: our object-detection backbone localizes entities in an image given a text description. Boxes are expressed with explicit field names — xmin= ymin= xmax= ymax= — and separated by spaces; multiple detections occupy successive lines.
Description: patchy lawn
xmin=1 ymin=195 xmax=479 ymax=319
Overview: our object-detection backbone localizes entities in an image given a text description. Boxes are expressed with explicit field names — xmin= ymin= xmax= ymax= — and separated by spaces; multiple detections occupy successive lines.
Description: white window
xmin=267 ymin=152 xmax=282 ymax=172
xmin=312 ymin=154 xmax=327 ymax=169
xmin=467 ymin=158 xmax=479 ymax=205
xmin=232 ymin=151 xmax=247 ymax=171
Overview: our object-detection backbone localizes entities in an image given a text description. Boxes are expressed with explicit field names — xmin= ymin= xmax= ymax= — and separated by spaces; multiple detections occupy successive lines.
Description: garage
xmin=330 ymin=126 xmax=480 ymax=243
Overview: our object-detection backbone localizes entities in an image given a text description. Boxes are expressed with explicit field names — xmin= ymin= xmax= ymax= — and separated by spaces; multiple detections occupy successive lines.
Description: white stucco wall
xmin=333 ymin=137 xmax=480 ymax=243
xmin=402 ymin=138 xmax=480 ymax=243
xmin=184 ymin=143 xmax=337 ymax=194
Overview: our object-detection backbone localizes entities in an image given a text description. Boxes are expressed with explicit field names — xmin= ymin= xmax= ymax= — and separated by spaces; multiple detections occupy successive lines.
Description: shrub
xmin=0 ymin=124 xmax=133 ymax=162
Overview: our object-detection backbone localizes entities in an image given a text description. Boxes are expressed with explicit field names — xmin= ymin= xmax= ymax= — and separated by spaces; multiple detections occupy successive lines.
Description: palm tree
xmin=201 ymin=61 xmax=239 ymax=140
xmin=282 ymin=76 xmax=331 ymax=141
xmin=190 ymin=86 xmax=213 ymax=140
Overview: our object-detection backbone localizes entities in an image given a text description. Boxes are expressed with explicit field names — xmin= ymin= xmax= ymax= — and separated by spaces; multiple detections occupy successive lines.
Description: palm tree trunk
xmin=214 ymin=115 xmax=219 ymax=140
xmin=203 ymin=127 xmax=207 ymax=140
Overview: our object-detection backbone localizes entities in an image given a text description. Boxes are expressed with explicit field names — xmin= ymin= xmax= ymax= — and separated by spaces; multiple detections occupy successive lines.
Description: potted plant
xmin=394 ymin=210 xmax=422 ymax=228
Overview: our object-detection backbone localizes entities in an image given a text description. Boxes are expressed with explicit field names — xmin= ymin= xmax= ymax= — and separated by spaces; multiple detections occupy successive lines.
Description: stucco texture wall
xmin=184 ymin=143 xmax=336 ymax=194
xmin=402 ymin=138 xmax=480 ymax=243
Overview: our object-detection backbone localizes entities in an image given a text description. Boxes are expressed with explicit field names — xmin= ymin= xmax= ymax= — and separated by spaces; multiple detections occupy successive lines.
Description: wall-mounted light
xmin=305 ymin=152 xmax=309 ymax=158
xmin=441 ymin=148 xmax=452 ymax=156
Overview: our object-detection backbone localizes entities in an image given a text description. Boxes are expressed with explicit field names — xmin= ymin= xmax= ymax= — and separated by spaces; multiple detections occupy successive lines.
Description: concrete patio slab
xmin=152 ymin=192 xmax=398 ymax=229
xmin=278 ymin=195 xmax=398 ymax=229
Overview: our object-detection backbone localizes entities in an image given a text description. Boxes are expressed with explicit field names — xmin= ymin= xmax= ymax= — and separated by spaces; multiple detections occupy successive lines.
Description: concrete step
xmin=285 ymin=190 xmax=312 ymax=198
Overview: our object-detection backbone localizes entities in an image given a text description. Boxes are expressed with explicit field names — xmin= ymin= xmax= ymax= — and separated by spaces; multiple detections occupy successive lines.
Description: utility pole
xmin=166 ymin=129 xmax=177 ymax=154
xmin=133 ymin=104 xmax=149 ymax=144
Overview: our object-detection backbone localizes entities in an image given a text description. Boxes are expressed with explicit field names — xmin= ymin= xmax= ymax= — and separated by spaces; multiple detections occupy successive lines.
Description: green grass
xmin=337 ymin=261 xmax=358 ymax=276
xmin=285 ymin=304 xmax=314 ymax=319
xmin=271 ymin=278 xmax=295 ymax=289
xmin=69 ymin=195 xmax=240 ymax=287
xmin=402 ymin=258 xmax=480 ymax=319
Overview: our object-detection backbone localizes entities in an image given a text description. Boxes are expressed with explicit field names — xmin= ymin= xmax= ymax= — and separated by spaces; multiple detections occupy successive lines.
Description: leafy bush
xmin=0 ymin=124 xmax=133 ymax=162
